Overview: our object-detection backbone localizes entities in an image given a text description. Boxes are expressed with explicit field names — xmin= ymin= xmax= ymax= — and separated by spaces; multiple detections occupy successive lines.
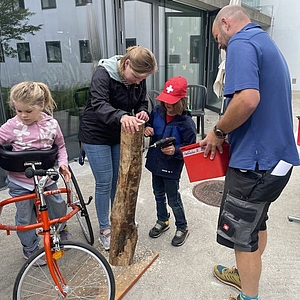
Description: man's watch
xmin=213 ymin=125 xmax=227 ymax=139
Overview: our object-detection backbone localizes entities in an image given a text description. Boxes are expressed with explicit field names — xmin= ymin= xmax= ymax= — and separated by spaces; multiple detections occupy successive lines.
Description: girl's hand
xmin=161 ymin=144 xmax=175 ymax=156
xmin=59 ymin=165 xmax=71 ymax=183
xmin=144 ymin=126 xmax=154 ymax=137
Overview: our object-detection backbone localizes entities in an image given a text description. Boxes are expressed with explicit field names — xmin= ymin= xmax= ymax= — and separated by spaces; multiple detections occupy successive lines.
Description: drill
xmin=149 ymin=137 xmax=176 ymax=149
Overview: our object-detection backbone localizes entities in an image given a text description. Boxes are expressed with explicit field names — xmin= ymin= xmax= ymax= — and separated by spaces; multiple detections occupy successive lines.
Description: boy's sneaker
xmin=99 ymin=229 xmax=111 ymax=251
xmin=59 ymin=226 xmax=72 ymax=241
xmin=171 ymin=228 xmax=189 ymax=246
xmin=23 ymin=246 xmax=46 ymax=267
xmin=213 ymin=265 xmax=241 ymax=291
xmin=149 ymin=220 xmax=170 ymax=238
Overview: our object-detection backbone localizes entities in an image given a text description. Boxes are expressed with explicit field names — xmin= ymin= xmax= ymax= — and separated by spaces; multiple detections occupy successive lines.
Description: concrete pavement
xmin=0 ymin=93 xmax=300 ymax=299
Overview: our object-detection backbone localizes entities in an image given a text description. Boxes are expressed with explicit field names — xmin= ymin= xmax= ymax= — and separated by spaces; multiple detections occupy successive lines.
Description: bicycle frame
xmin=0 ymin=189 xmax=80 ymax=233
xmin=0 ymin=164 xmax=81 ymax=297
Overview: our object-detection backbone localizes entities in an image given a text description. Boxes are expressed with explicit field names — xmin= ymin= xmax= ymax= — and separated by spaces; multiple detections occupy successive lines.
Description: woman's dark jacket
xmin=145 ymin=105 xmax=197 ymax=180
xmin=78 ymin=57 xmax=148 ymax=145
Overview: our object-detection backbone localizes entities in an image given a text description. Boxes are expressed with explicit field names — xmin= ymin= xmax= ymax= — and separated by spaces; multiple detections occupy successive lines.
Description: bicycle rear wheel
xmin=68 ymin=165 xmax=94 ymax=245
xmin=13 ymin=241 xmax=115 ymax=300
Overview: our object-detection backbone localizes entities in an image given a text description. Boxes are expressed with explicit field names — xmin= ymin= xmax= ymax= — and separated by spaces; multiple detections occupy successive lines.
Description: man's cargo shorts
xmin=217 ymin=166 xmax=292 ymax=252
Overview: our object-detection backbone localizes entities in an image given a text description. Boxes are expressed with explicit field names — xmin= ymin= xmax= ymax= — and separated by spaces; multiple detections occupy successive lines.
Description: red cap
xmin=156 ymin=76 xmax=187 ymax=104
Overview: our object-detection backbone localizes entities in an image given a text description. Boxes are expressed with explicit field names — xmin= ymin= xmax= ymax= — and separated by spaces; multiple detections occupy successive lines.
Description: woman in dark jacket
xmin=78 ymin=46 xmax=157 ymax=250
xmin=145 ymin=76 xmax=196 ymax=247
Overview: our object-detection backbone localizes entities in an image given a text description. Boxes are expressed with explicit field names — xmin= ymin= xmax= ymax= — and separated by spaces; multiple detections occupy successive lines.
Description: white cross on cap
xmin=166 ymin=85 xmax=174 ymax=94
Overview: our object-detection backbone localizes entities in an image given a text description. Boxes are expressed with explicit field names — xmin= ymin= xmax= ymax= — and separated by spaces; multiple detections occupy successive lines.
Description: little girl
xmin=0 ymin=81 xmax=71 ymax=265
xmin=145 ymin=76 xmax=197 ymax=247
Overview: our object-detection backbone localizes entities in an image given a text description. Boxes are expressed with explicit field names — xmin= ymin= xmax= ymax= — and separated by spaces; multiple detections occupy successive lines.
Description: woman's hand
xmin=59 ymin=165 xmax=71 ymax=183
xmin=135 ymin=110 xmax=149 ymax=122
xmin=120 ymin=115 xmax=145 ymax=133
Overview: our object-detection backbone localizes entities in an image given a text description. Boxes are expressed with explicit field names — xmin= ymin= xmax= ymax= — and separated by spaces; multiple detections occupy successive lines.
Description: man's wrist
xmin=213 ymin=125 xmax=227 ymax=139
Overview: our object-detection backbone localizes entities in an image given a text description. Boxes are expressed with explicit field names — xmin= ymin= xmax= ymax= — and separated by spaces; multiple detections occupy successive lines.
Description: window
xmin=0 ymin=44 xmax=4 ymax=63
xmin=169 ymin=54 xmax=180 ymax=64
xmin=18 ymin=0 xmax=25 ymax=9
xmin=41 ymin=0 xmax=56 ymax=9
xmin=76 ymin=0 xmax=92 ymax=6
xmin=126 ymin=38 xmax=136 ymax=49
xmin=46 ymin=41 xmax=62 ymax=63
xmin=79 ymin=40 xmax=92 ymax=63
xmin=17 ymin=42 xmax=31 ymax=62
xmin=190 ymin=35 xmax=200 ymax=63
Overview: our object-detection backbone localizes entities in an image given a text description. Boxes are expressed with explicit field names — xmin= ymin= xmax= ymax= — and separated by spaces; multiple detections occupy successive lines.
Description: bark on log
xmin=109 ymin=123 xmax=144 ymax=266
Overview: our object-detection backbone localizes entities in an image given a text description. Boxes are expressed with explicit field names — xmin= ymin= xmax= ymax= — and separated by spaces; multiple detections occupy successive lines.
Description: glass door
xmin=124 ymin=1 xmax=156 ymax=90
xmin=206 ymin=10 xmax=223 ymax=112
xmin=165 ymin=11 xmax=206 ymax=85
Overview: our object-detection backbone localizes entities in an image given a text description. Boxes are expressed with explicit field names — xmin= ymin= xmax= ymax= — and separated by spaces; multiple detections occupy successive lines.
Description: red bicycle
xmin=0 ymin=145 xmax=115 ymax=299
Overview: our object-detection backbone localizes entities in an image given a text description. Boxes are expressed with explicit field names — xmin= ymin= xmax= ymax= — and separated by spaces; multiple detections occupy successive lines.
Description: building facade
xmin=0 ymin=0 xmax=299 ymax=159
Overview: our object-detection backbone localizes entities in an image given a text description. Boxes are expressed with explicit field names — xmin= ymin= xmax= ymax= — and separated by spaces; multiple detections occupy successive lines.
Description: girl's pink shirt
xmin=0 ymin=112 xmax=68 ymax=189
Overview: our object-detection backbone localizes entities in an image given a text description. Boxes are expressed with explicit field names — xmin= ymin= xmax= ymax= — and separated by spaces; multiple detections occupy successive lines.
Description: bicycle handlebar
xmin=25 ymin=167 xmax=60 ymax=181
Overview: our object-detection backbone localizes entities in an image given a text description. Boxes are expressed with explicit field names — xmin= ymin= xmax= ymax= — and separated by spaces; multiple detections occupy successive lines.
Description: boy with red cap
xmin=145 ymin=76 xmax=197 ymax=246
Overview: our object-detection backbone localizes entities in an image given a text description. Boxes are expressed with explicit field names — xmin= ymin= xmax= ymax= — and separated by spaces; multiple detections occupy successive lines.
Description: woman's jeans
xmin=152 ymin=175 xmax=187 ymax=231
xmin=7 ymin=181 xmax=67 ymax=252
xmin=83 ymin=143 xmax=120 ymax=232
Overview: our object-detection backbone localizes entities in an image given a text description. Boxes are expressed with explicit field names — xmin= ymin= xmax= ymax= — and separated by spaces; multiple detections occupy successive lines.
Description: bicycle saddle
xmin=0 ymin=144 xmax=58 ymax=172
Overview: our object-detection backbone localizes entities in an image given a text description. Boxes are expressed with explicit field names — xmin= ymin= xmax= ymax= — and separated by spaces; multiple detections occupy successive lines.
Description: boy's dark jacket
xmin=145 ymin=104 xmax=197 ymax=180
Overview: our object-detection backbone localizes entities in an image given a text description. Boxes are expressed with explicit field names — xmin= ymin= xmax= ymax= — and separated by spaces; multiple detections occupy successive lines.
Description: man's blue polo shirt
xmin=224 ymin=22 xmax=299 ymax=170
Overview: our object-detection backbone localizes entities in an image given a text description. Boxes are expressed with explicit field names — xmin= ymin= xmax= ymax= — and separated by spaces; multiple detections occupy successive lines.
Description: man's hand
xmin=199 ymin=130 xmax=224 ymax=160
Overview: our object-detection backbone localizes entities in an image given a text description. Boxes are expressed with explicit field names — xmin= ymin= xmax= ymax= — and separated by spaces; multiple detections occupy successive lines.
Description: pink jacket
xmin=0 ymin=112 xmax=68 ymax=189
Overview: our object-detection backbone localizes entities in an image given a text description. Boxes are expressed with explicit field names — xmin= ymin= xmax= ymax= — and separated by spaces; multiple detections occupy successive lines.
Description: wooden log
xmin=109 ymin=122 xmax=144 ymax=266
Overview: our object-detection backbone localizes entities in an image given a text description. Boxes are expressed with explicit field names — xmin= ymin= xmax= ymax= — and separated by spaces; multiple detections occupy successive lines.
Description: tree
xmin=0 ymin=0 xmax=42 ymax=57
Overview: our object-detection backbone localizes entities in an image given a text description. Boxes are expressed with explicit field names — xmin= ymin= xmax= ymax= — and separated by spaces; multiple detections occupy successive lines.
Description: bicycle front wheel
xmin=13 ymin=241 xmax=115 ymax=300
xmin=68 ymin=165 xmax=94 ymax=245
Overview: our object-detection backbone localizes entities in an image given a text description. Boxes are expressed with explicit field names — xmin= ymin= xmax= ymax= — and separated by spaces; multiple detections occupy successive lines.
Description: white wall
xmin=1 ymin=0 xmax=117 ymax=90
xmin=1 ymin=1 xmax=91 ymax=88
xmin=261 ymin=0 xmax=300 ymax=90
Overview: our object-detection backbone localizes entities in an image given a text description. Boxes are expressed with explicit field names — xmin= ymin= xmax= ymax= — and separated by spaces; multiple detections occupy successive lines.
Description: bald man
xmin=200 ymin=5 xmax=299 ymax=300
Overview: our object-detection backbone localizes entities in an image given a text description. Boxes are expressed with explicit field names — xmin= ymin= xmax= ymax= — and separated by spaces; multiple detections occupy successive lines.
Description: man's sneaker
xmin=23 ymin=246 xmax=46 ymax=267
xmin=229 ymin=295 xmax=241 ymax=300
xmin=99 ymin=229 xmax=111 ymax=251
xmin=213 ymin=265 xmax=241 ymax=291
xmin=149 ymin=220 xmax=170 ymax=238
xmin=59 ymin=226 xmax=72 ymax=241
xmin=171 ymin=228 xmax=189 ymax=246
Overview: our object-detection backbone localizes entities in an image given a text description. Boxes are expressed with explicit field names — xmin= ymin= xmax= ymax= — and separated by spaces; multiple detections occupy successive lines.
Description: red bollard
xmin=297 ymin=116 xmax=300 ymax=146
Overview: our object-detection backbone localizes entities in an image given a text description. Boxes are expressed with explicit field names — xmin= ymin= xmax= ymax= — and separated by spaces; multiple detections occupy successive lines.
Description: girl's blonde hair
xmin=9 ymin=81 xmax=56 ymax=115
xmin=161 ymin=97 xmax=188 ymax=115
xmin=119 ymin=46 xmax=158 ymax=78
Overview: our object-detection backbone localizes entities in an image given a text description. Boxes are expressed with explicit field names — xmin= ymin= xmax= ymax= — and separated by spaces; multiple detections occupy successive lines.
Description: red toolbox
xmin=180 ymin=142 xmax=230 ymax=182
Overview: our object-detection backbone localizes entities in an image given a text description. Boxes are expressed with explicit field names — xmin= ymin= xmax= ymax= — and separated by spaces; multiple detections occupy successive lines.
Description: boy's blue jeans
xmin=7 ymin=181 xmax=67 ymax=252
xmin=152 ymin=175 xmax=187 ymax=232
xmin=83 ymin=143 xmax=120 ymax=232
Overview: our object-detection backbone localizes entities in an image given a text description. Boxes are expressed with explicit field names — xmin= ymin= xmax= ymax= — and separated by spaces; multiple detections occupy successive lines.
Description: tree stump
xmin=109 ymin=123 xmax=144 ymax=266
